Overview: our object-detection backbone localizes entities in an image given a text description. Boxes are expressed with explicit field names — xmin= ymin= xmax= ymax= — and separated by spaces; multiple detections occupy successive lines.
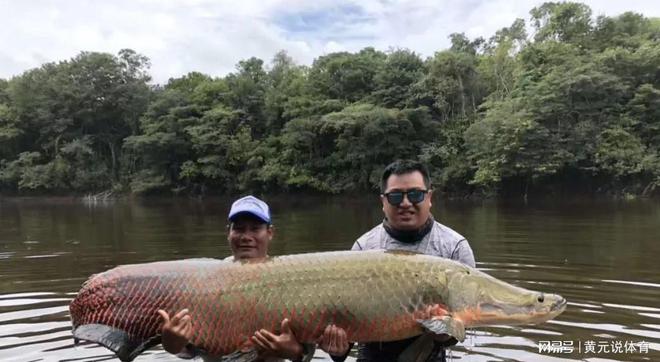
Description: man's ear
xmin=428 ymin=190 xmax=433 ymax=207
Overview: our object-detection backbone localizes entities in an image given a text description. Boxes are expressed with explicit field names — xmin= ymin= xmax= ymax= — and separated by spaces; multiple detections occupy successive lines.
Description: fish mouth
xmin=551 ymin=297 xmax=568 ymax=313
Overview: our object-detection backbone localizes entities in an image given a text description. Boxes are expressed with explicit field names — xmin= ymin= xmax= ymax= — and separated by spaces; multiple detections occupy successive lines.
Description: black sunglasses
xmin=382 ymin=189 xmax=429 ymax=206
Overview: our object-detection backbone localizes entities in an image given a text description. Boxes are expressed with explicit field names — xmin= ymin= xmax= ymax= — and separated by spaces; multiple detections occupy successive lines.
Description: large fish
xmin=69 ymin=250 xmax=566 ymax=361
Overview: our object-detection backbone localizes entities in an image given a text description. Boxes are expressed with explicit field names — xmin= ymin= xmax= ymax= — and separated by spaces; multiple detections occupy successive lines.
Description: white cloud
xmin=0 ymin=0 xmax=658 ymax=84
xmin=323 ymin=41 xmax=348 ymax=54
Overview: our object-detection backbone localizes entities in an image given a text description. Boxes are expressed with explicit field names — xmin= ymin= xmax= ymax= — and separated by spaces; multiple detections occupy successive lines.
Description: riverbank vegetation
xmin=1 ymin=2 xmax=659 ymax=197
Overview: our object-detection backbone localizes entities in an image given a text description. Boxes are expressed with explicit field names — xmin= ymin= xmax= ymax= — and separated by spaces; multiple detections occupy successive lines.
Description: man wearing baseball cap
xmin=159 ymin=195 xmax=343 ymax=361
xmin=226 ymin=195 xmax=273 ymax=260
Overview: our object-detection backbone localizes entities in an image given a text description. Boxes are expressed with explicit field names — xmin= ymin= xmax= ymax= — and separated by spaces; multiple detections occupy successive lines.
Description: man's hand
xmin=251 ymin=318 xmax=304 ymax=360
xmin=158 ymin=308 xmax=193 ymax=354
xmin=317 ymin=324 xmax=350 ymax=356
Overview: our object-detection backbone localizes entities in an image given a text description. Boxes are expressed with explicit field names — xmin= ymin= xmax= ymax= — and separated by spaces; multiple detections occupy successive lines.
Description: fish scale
xmin=70 ymin=250 xmax=566 ymax=362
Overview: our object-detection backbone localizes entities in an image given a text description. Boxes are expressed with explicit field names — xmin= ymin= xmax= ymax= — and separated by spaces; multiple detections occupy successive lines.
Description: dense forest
xmin=1 ymin=2 xmax=659 ymax=197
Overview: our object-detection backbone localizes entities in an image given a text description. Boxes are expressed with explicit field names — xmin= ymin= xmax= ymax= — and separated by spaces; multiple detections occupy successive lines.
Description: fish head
xmin=445 ymin=267 xmax=567 ymax=327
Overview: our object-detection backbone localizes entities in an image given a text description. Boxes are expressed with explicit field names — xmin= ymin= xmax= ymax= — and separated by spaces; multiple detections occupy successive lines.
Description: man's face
xmin=381 ymin=171 xmax=432 ymax=231
xmin=228 ymin=215 xmax=272 ymax=260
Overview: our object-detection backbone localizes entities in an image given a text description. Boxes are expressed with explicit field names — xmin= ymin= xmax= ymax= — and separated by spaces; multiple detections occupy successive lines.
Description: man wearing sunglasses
xmin=329 ymin=160 xmax=476 ymax=362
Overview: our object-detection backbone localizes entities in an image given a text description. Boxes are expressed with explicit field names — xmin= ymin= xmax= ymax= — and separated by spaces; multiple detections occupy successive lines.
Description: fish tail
xmin=72 ymin=324 xmax=161 ymax=362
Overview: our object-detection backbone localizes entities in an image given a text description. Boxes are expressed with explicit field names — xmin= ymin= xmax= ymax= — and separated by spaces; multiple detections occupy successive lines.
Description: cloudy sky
xmin=1 ymin=0 xmax=658 ymax=84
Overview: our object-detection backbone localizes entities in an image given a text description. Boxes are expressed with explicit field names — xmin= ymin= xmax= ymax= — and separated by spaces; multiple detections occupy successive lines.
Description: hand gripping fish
xmin=69 ymin=250 xmax=567 ymax=362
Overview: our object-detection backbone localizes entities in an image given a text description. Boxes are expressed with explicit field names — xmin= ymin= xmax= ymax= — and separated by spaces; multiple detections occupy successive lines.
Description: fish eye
xmin=537 ymin=294 xmax=544 ymax=303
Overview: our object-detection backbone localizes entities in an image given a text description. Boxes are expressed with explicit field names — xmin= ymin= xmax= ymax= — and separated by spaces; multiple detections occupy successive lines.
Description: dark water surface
xmin=0 ymin=196 xmax=658 ymax=361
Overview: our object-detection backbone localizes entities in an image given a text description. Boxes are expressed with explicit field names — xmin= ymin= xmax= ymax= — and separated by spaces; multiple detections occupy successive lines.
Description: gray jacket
xmin=352 ymin=220 xmax=476 ymax=267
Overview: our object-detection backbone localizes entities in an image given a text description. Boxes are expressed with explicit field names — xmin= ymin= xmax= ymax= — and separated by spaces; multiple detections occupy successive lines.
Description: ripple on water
xmin=602 ymin=280 xmax=660 ymax=289
xmin=23 ymin=252 xmax=71 ymax=259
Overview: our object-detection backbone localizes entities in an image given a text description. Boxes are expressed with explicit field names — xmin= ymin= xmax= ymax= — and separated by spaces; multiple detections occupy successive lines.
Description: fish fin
xmin=397 ymin=333 xmax=435 ymax=362
xmin=73 ymin=323 xmax=161 ymax=362
xmin=220 ymin=348 xmax=259 ymax=362
xmin=177 ymin=343 xmax=210 ymax=359
xmin=385 ymin=250 xmax=422 ymax=256
xmin=417 ymin=316 xmax=465 ymax=342
xmin=301 ymin=343 xmax=316 ymax=362
xmin=219 ymin=343 xmax=314 ymax=362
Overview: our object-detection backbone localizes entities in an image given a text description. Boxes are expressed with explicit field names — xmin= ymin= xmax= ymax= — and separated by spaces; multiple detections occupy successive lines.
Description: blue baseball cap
xmin=228 ymin=195 xmax=271 ymax=224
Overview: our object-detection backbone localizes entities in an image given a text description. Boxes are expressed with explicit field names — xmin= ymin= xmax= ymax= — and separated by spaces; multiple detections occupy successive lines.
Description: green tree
xmin=3 ymin=49 xmax=151 ymax=192
xmin=372 ymin=49 xmax=425 ymax=108
xmin=465 ymin=99 xmax=566 ymax=195
xmin=279 ymin=104 xmax=438 ymax=192
xmin=264 ymin=51 xmax=307 ymax=132
xmin=627 ymin=84 xmax=660 ymax=150
xmin=530 ymin=2 xmax=593 ymax=44
xmin=123 ymin=88 xmax=199 ymax=193
xmin=225 ymin=57 xmax=269 ymax=137
xmin=308 ymin=48 xmax=386 ymax=102
xmin=411 ymin=43 xmax=485 ymax=120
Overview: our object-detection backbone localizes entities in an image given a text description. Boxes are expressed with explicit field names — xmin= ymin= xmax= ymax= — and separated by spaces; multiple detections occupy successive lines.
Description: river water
xmin=0 ymin=196 xmax=658 ymax=361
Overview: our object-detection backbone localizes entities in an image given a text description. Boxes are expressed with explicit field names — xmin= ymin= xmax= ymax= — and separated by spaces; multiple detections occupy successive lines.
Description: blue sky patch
xmin=273 ymin=3 xmax=377 ymax=41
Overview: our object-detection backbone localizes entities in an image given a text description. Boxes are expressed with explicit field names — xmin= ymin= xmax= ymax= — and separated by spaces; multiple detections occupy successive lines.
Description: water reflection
xmin=0 ymin=196 xmax=658 ymax=361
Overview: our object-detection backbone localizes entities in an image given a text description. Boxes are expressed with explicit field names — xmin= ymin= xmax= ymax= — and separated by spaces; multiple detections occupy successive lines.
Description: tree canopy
xmin=1 ymin=3 xmax=659 ymax=197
